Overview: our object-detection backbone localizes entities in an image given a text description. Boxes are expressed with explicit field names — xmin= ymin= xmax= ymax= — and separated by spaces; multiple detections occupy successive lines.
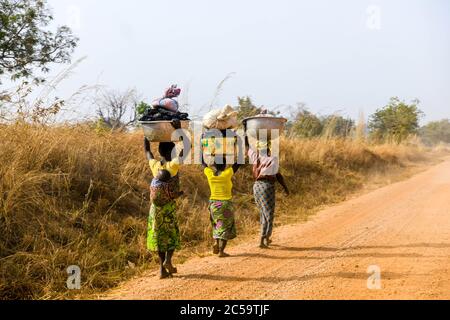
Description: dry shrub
xmin=0 ymin=124 xmax=428 ymax=299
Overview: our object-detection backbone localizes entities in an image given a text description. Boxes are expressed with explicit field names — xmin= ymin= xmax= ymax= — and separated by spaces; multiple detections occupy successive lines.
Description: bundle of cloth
xmin=140 ymin=108 xmax=190 ymax=122
xmin=139 ymin=85 xmax=190 ymax=122
xmin=201 ymin=105 xmax=239 ymax=165
xmin=202 ymin=105 xmax=238 ymax=130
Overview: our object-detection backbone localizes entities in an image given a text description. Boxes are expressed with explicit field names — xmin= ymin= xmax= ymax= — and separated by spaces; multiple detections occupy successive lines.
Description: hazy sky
xmin=46 ymin=0 xmax=450 ymax=123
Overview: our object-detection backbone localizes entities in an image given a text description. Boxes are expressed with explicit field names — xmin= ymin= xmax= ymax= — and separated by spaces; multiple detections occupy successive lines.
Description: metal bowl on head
xmin=139 ymin=120 xmax=191 ymax=142
xmin=243 ymin=116 xmax=287 ymax=139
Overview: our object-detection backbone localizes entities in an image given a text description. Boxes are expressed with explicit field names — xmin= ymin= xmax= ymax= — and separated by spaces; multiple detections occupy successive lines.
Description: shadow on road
xmin=232 ymin=252 xmax=423 ymax=260
xmin=180 ymin=271 xmax=410 ymax=283
xmin=271 ymin=242 xmax=450 ymax=252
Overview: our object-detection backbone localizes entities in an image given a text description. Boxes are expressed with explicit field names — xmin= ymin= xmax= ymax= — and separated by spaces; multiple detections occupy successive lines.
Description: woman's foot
xmin=213 ymin=243 xmax=220 ymax=255
xmin=218 ymin=251 xmax=230 ymax=258
xmin=218 ymin=240 xmax=228 ymax=257
xmin=259 ymin=237 xmax=269 ymax=249
xmin=163 ymin=262 xmax=178 ymax=274
xmin=159 ymin=268 xmax=172 ymax=279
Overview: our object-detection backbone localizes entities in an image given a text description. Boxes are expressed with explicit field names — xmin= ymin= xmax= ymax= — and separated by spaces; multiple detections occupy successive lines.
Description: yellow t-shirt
xmin=204 ymin=167 xmax=234 ymax=201
xmin=149 ymin=158 xmax=180 ymax=177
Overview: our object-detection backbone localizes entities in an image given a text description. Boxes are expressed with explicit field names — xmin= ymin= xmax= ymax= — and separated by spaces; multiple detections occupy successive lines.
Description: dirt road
xmin=107 ymin=159 xmax=450 ymax=300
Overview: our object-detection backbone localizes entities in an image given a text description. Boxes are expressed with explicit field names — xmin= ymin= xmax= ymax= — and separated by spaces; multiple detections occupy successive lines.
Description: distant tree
xmin=135 ymin=101 xmax=151 ymax=118
xmin=321 ymin=115 xmax=355 ymax=138
xmin=420 ymin=119 xmax=450 ymax=145
xmin=96 ymin=88 xmax=139 ymax=131
xmin=289 ymin=106 xmax=323 ymax=138
xmin=0 ymin=0 xmax=78 ymax=83
xmin=369 ymin=97 xmax=423 ymax=143
xmin=236 ymin=96 xmax=265 ymax=122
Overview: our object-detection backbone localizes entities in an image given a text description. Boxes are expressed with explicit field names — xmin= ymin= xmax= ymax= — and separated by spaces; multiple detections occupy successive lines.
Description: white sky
xmin=44 ymin=0 xmax=450 ymax=123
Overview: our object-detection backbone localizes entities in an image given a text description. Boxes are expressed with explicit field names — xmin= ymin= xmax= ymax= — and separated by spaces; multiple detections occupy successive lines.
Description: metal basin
xmin=243 ymin=116 xmax=287 ymax=139
xmin=139 ymin=121 xmax=191 ymax=142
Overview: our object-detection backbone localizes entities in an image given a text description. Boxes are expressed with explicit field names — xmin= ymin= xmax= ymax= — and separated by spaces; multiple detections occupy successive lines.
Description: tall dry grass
xmin=0 ymin=123 xmax=428 ymax=299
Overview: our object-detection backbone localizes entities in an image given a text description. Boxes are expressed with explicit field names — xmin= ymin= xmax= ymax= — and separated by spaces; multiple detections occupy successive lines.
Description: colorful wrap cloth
xmin=208 ymin=200 xmax=237 ymax=241
xmin=150 ymin=177 xmax=179 ymax=207
xmin=253 ymin=179 xmax=276 ymax=239
xmin=147 ymin=175 xmax=181 ymax=252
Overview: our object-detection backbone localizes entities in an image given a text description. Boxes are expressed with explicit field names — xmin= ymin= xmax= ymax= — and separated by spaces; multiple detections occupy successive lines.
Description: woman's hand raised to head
xmin=144 ymin=137 xmax=154 ymax=160
xmin=171 ymin=119 xmax=182 ymax=130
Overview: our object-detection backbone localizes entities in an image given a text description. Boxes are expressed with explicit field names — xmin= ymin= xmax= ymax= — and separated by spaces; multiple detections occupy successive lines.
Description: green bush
xmin=369 ymin=97 xmax=423 ymax=143
xmin=420 ymin=119 xmax=450 ymax=145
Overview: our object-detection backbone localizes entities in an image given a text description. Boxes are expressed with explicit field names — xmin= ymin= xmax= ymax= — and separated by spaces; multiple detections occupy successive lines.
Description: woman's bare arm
xmin=276 ymin=172 xmax=290 ymax=195
xmin=144 ymin=137 xmax=154 ymax=161
xmin=201 ymin=154 xmax=208 ymax=169
xmin=174 ymin=141 xmax=186 ymax=164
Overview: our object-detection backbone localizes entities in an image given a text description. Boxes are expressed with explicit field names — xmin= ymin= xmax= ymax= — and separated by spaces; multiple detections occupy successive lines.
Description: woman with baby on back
xmin=144 ymin=137 xmax=184 ymax=279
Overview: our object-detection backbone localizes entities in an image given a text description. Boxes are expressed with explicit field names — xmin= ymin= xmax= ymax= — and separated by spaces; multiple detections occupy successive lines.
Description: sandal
xmin=160 ymin=268 xmax=172 ymax=279
xmin=218 ymin=252 xmax=230 ymax=258
xmin=163 ymin=263 xmax=178 ymax=274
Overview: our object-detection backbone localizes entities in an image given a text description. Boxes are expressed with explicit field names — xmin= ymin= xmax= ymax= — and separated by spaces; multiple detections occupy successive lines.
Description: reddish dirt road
xmin=107 ymin=159 xmax=450 ymax=300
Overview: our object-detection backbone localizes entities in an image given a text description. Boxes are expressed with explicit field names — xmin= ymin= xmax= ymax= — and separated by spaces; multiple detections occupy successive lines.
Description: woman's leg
xmin=158 ymin=251 xmax=171 ymax=279
xmin=213 ymin=239 xmax=220 ymax=254
xmin=219 ymin=239 xmax=230 ymax=258
xmin=260 ymin=213 xmax=270 ymax=248
xmin=257 ymin=181 xmax=276 ymax=248
xmin=255 ymin=183 xmax=270 ymax=248
xmin=260 ymin=236 xmax=268 ymax=248
xmin=164 ymin=250 xmax=178 ymax=274
xmin=209 ymin=203 xmax=220 ymax=254
xmin=265 ymin=209 xmax=275 ymax=246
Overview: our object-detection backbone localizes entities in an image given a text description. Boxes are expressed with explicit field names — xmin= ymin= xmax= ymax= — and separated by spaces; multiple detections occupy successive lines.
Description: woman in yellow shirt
xmin=144 ymin=138 xmax=184 ymax=279
xmin=203 ymin=159 xmax=241 ymax=258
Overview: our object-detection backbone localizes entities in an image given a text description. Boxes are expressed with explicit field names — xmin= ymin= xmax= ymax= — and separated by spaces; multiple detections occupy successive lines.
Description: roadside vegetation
xmin=0 ymin=122 xmax=433 ymax=299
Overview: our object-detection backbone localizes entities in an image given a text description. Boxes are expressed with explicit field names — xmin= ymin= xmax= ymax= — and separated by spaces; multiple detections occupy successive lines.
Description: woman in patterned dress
xmin=144 ymin=138 xmax=183 ymax=279
xmin=203 ymin=158 xmax=241 ymax=258
xmin=245 ymin=137 xmax=289 ymax=249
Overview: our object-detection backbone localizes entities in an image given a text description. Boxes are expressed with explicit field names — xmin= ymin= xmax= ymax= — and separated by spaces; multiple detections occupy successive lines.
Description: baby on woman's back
xmin=150 ymin=170 xmax=183 ymax=207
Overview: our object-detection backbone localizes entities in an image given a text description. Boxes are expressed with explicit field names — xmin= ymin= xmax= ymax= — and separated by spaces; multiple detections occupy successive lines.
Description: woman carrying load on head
xmin=202 ymin=156 xmax=241 ymax=258
xmin=245 ymin=136 xmax=289 ymax=249
xmin=144 ymin=137 xmax=185 ymax=279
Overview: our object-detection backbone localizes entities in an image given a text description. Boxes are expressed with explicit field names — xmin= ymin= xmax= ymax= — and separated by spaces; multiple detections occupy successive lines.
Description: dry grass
xmin=0 ymin=123 xmax=433 ymax=299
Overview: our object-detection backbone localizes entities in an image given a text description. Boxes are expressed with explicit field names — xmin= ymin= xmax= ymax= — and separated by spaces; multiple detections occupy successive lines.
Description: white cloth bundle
xmin=202 ymin=105 xmax=238 ymax=130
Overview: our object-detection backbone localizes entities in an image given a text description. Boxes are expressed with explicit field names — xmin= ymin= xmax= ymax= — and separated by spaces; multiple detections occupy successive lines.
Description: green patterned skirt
xmin=208 ymin=200 xmax=237 ymax=241
xmin=147 ymin=200 xmax=181 ymax=252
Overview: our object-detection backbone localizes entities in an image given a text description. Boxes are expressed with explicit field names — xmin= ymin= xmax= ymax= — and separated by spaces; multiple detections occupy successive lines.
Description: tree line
xmin=235 ymin=96 xmax=450 ymax=145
